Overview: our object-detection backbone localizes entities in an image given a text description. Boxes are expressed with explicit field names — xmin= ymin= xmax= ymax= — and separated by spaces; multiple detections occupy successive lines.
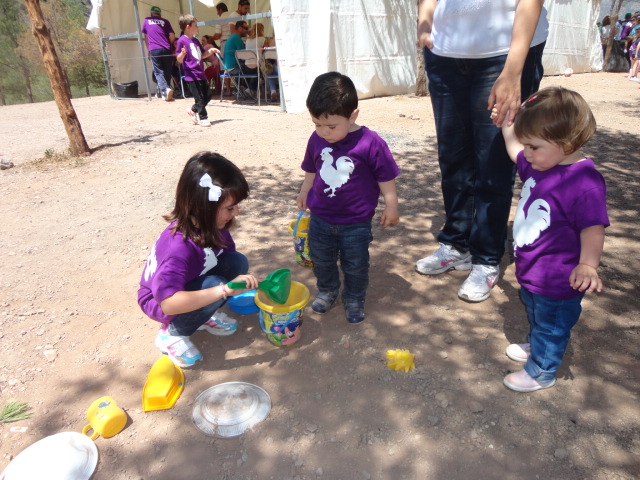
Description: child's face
xmin=216 ymin=195 xmax=240 ymax=229
xmin=185 ymin=21 xmax=198 ymax=36
xmin=310 ymin=110 xmax=359 ymax=144
xmin=518 ymin=135 xmax=573 ymax=171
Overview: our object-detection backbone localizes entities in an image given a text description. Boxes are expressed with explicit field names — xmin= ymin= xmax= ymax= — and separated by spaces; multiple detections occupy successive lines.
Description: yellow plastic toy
xmin=142 ymin=356 xmax=185 ymax=411
xmin=386 ymin=349 xmax=416 ymax=373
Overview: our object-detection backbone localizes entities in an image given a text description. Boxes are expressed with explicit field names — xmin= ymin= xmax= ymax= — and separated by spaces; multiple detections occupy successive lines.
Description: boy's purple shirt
xmin=176 ymin=36 xmax=208 ymax=81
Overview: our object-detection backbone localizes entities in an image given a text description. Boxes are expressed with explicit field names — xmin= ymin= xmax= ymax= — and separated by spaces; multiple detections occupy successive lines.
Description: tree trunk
xmin=416 ymin=44 xmax=427 ymax=96
xmin=604 ymin=0 xmax=623 ymax=71
xmin=22 ymin=65 xmax=35 ymax=103
xmin=23 ymin=0 xmax=90 ymax=156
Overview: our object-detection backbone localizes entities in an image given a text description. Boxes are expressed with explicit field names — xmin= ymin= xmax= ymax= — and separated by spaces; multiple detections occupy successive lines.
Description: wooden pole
xmin=23 ymin=0 xmax=91 ymax=156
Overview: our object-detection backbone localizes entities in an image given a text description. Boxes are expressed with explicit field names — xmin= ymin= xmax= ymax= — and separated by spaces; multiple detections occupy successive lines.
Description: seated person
xmin=222 ymin=20 xmax=250 ymax=96
xmin=201 ymin=35 xmax=221 ymax=92
xmin=244 ymin=22 xmax=271 ymax=91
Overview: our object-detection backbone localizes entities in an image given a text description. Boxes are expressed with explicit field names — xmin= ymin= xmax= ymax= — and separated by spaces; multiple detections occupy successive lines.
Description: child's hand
xmin=380 ymin=205 xmax=399 ymax=228
xmin=227 ymin=274 xmax=258 ymax=295
xmin=569 ymin=263 xmax=603 ymax=293
xmin=296 ymin=191 xmax=308 ymax=211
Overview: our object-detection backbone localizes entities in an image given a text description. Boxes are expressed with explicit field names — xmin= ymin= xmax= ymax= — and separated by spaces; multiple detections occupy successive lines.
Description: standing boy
xmin=296 ymin=72 xmax=400 ymax=324
xmin=176 ymin=15 xmax=220 ymax=127
xmin=142 ymin=6 xmax=176 ymax=101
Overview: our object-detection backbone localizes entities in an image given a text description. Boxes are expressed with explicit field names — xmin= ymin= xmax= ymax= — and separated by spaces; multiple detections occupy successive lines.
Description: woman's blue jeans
xmin=520 ymin=287 xmax=584 ymax=383
xmin=308 ymin=214 xmax=372 ymax=302
xmin=168 ymin=251 xmax=248 ymax=337
xmin=423 ymin=43 xmax=545 ymax=265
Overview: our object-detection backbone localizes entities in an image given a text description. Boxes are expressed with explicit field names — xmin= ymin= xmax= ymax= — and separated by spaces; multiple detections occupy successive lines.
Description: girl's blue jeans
xmin=308 ymin=214 xmax=372 ymax=302
xmin=423 ymin=43 xmax=545 ymax=265
xmin=168 ymin=251 xmax=248 ymax=337
xmin=521 ymin=286 xmax=584 ymax=383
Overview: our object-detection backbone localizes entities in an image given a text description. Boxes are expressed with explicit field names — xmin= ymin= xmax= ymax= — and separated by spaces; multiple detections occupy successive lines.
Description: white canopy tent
xmin=87 ymin=0 xmax=603 ymax=113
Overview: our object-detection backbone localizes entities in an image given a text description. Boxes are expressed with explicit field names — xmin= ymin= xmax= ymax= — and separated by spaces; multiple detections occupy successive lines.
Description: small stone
xmin=0 ymin=157 xmax=14 ymax=170
xmin=554 ymin=448 xmax=569 ymax=459
xmin=438 ymin=351 xmax=448 ymax=359
xmin=469 ymin=401 xmax=484 ymax=413
xmin=427 ymin=415 xmax=440 ymax=426
xmin=44 ymin=349 xmax=57 ymax=362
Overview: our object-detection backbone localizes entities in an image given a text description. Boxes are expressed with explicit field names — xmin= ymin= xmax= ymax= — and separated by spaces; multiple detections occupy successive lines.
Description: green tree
xmin=0 ymin=0 xmax=38 ymax=104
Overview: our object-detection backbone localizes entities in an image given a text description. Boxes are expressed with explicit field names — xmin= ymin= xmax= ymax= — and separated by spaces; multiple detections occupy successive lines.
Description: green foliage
xmin=0 ymin=0 xmax=107 ymax=105
xmin=0 ymin=401 xmax=32 ymax=423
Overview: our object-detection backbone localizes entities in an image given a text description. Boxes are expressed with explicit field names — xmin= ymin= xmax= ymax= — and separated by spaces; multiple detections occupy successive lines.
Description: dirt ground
xmin=0 ymin=72 xmax=638 ymax=480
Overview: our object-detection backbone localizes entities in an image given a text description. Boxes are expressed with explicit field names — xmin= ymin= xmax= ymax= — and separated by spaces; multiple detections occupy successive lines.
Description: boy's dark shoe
xmin=311 ymin=291 xmax=339 ymax=314
xmin=344 ymin=298 xmax=365 ymax=324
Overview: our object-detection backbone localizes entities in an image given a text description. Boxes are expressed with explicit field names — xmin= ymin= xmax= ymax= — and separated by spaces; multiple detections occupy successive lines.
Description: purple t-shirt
xmin=175 ymin=36 xmax=207 ymax=81
xmin=141 ymin=16 xmax=174 ymax=51
xmin=514 ymin=152 xmax=609 ymax=300
xmin=301 ymin=126 xmax=399 ymax=224
xmin=138 ymin=224 xmax=236 ymax=324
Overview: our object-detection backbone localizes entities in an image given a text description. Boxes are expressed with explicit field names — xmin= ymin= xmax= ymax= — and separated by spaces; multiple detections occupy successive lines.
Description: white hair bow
xmin=199 ymin=173 xmax=223 ymax=202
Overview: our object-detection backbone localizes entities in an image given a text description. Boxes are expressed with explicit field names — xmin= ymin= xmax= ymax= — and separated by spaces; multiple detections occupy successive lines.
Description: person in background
xmin=222 ymin=21 xmax=249 ymax=96
xmin=212 ymin=2 xmax=230 ymax=54
xmin=415 ymin=0 xmax=548 ymax=303
xmin=244 ymin=22 xmax=272 ymax=93
xmin=176 ymin=15 xmax=220 ymax=127
xmin=229 ymin=0 xmax=250 ymax=36
xmin=141 ymin=6 xmax=176 ymax=101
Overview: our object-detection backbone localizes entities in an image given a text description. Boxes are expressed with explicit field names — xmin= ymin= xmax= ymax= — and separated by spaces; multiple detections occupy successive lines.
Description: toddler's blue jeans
xmin=521 ymin=286 xmax=584 ymax=383
xmin=169 ymin=251 xmax=248 ymax=337
xmin=308 ymin=214 xmax=372 ymax=302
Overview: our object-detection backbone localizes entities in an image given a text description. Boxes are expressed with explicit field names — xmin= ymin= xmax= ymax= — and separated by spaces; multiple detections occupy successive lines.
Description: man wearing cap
xmin=142 ymin=6 xmax=176 ymax=101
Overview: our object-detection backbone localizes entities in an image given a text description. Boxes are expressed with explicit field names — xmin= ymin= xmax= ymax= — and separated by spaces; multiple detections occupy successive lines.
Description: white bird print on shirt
xmin=513 ymin=177 xmax=551 ymax=251
xmin=143 ymin=243 xmax=158 ymax=281
xmin=200 ymin=248 xmax=220 ymax=276
xmin=319 ymin=147 xmax=354 ymax=198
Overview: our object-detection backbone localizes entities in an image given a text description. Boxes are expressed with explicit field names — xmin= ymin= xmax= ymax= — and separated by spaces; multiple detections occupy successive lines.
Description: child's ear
xmin=349 ymin=109 xmax=360 ymax=124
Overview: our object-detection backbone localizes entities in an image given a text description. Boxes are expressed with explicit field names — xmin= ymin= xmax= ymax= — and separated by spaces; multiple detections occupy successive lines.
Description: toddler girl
xmin=138 ymin=152 xmax=257 ymax=367
xmin=498 ymin=87 xmax=609 ymax=392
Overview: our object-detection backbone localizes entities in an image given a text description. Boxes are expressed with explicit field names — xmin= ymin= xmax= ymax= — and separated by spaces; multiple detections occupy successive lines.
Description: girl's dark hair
xmin=514 ymin=87 xmax=596 ymax=154
xmin=164 ymin=152 xmax=249 ymax=248
xmin=306 ymin=71 xmax=358 ymax=119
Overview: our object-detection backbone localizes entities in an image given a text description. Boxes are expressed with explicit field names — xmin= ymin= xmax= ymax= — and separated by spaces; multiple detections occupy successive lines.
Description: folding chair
xmin=216 ymin=52 xmax=236 ymax=102
xmin=234 ymin=50 xmax=261 ymax=103
xmin=262 ymin=49 xmax=280 ymax=103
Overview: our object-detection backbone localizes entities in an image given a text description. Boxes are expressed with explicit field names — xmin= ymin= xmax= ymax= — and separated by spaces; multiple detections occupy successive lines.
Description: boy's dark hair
xmin=179 ymin=14 xmax=196 ymax=32
xmin=514 ymin=87 xmax=596 ymax=154
xmin=306 ymin=72 xmax=358 ymax=119
xmin=217 ymin=2 xmax=228 ymax=12
xmin=165 ymin=152 xmax=249 ymax=249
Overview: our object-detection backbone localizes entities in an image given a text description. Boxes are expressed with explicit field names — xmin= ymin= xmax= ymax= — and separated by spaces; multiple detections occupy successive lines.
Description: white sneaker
xmin=165 ymin=88 xmax=173 ymax=101
xmin=457 ymin=264 xmax=500 ymax=302
xmin=506 ymin=343 xmax=530 ymax=363
xmin=198 ymin=312 xmax=238 ymax=336
xmin=415 ymin=243 xmax=472 ymax=275
xmin=199 ymin=118 xmax=211 ymax=127
xmin=155 ymin=328 xmax=202 ymax=367
xmin=503 ymin=369 xmax=556 ymax=392
xmin=186 ymin=107 xmax=198 ymax=124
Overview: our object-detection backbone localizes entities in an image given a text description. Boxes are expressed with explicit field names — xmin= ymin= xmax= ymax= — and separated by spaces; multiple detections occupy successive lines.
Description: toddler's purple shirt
xmin=301 ymin=126 xmax=399 ymax=224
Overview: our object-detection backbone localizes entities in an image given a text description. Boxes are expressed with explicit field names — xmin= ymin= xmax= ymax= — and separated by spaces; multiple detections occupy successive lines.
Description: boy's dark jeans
xmin=308 ymin=214 xmax=372 ymax=302
xmin=187 ymin=79 xmax=212 ymax=120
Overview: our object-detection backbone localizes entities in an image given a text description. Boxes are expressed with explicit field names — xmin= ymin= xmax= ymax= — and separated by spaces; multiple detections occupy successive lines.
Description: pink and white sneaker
xmin=197 ymin=312 xmax=238 ymax=336
xmin=503 ymin=369 xmax=556 ymax=392
xmin=155 ymin=327 xmax=202 ymax=368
